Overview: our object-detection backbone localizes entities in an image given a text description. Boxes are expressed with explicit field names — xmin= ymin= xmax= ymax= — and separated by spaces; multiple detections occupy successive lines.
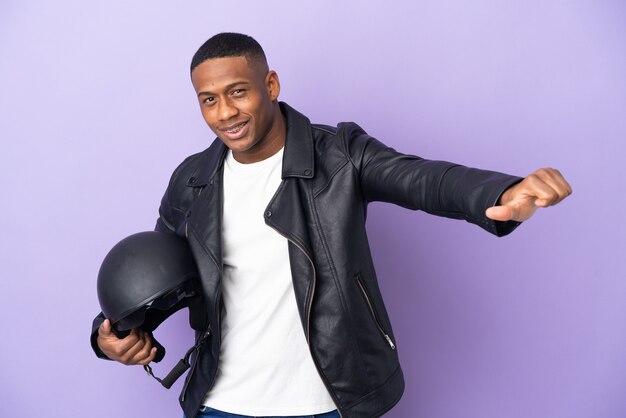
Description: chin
xmin=222 ymin=138 xmax=257 ymax=154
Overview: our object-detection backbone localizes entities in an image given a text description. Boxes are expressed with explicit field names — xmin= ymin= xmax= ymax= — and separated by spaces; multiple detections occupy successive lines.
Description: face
xmin=191 ymin=56 xmax=283 ymax=163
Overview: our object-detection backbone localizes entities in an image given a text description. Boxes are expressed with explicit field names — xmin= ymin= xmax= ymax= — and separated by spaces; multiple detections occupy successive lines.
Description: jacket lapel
xmin=186 ymin=139 xmax=228 ymax=274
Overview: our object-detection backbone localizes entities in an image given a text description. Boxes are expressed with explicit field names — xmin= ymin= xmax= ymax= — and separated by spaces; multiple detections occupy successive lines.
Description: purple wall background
xmin=1 ymin=1 xmax=624 ymax=417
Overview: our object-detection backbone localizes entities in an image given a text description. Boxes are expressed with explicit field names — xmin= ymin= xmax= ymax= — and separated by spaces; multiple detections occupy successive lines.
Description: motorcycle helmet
xmin=97 ymin=231 xmax=209 ymax=388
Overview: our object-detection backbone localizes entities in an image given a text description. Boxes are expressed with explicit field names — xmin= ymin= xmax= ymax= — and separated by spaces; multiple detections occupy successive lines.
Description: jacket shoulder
xmin=168 ymin=150 xmax=206 ymax=188
xmin=310 ymin=123 xmax=338 ymax=136
xmin=157 ymin=144 xmax=217 ymax=233
xmin=324 ymin=121 xmax=384 ymax=171
xmin=311 ymin=121 xmax=368 ymax=139
xmin=311 ymin=121 xmax=372 ymax=150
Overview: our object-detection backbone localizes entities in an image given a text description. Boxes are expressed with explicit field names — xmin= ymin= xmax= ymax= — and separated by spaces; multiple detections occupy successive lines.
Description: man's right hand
xmin=97 ymin=319 xmax=157 ymax=366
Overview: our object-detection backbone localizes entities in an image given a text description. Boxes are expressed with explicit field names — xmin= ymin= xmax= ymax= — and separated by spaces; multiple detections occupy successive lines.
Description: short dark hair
xmin=190 ymin=32 xmax=268 ymax=73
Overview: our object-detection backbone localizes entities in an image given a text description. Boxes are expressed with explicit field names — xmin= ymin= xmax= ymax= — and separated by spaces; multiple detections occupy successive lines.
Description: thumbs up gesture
xmin=486 ymin=168 xmax=572 ymax=222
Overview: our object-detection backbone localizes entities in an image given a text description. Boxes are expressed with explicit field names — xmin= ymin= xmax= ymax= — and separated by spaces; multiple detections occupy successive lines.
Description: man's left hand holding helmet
xmin=97 ymin=319 xmax=157 ymax=366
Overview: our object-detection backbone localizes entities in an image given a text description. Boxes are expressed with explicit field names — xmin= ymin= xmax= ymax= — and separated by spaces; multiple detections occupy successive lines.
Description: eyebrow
xmin=197 ymin=81 xmax=251 ymax=97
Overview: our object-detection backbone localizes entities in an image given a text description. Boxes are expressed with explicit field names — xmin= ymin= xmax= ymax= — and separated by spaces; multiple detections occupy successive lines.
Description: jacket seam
xmin=436 ymin=164 xmax=462 ymax=214
xmin=343 ymin=365 xmax=403 ymax=410
xmin=187 ymin=224 xmax=222 ymax=273
xmin=337 ymin=124 xmax=359 ymax=172
xmin=311 ymin=124 xmax=337 ymax=136
xmin=312 ymin=159 xmax=350 ymax=199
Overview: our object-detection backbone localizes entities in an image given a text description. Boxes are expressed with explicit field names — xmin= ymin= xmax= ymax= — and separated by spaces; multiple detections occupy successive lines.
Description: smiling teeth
xmin=226 ymin=122 xmax=246 ymax=133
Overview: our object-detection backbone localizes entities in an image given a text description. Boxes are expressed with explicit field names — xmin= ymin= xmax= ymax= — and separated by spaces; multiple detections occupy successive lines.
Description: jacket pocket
xmin=354 ymin=274 xmax=396 ymax=350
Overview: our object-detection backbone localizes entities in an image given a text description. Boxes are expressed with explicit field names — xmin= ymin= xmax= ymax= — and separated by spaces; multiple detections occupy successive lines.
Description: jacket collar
xmin=279 ymin=102 xmax=315 ymax=179
xmin=188 ymin=102 xmax=314 ymax=187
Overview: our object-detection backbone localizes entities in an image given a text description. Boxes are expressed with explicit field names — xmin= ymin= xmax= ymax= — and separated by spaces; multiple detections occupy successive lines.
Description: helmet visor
xmin=113 ymin=280 xmax=199 ymax=334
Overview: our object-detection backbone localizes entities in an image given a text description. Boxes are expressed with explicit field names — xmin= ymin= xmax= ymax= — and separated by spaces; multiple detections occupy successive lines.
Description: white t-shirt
xmin=202 ymin=148 xmax=336 ymax=415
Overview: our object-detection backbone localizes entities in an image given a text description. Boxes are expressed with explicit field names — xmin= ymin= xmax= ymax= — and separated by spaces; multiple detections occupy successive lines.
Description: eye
xmin=232 ymin=88 xmax=246 ymax=96
xmin=202 ymin=96 xmax=216 ymax=106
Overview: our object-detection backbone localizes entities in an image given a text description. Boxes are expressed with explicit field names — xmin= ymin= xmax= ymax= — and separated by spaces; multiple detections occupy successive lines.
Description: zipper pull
xmin=384 ymin=334 xmax=396 ymax=350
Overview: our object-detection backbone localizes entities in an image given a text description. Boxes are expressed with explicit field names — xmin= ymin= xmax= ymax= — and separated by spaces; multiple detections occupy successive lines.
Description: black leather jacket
xmin=92 ymin=102 xmax=521 ymax=418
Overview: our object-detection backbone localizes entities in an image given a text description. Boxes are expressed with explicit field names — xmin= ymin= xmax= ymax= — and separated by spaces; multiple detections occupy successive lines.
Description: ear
xmin=265 ymin=70 xmax=280 ymax=101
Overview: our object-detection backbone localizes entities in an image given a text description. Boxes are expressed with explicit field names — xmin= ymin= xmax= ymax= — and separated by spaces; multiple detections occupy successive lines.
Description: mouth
xmin=221 ymin=120 xmax=249 ymax=139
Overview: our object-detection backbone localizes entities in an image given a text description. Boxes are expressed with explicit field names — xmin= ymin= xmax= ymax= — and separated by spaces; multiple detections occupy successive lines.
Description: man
xmin=92 ymin=33 xmax=572 ymax=418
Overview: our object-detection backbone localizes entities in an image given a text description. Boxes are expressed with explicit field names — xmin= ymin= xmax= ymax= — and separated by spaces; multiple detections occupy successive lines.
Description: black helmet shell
xmin=97 ymin=231 xmax=199 ymax=328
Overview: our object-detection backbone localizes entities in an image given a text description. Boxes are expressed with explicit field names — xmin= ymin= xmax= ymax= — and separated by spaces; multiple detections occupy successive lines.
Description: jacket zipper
xmin=180 ymin=221 xmax=192 ymax=402
xmin=179 ymin=347 xmax=197 ymax=402
xmin=205 ymin=291 xmax=222 ymax=394
xmin=179 ymin=326 xmax=212 ymax=402
xmin=355 ymin=275 xmax=396 ymax=350
xmin=266 ymin=221 xmax=344 ymax=418
xmin=182 ymin=221 xmax=223 ymax=406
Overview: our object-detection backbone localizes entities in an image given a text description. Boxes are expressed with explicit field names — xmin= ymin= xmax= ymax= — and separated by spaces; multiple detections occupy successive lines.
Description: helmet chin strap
xmin=143 ymin=325 xmax=212 ymax=389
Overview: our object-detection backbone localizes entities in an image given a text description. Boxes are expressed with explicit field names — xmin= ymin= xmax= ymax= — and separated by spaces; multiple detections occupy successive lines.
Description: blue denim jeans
xmin=192 ymin=406 xmax=340 ymax=418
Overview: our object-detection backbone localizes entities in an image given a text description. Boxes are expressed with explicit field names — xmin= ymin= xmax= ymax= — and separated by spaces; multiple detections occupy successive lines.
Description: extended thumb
xmin=485 ymin=205 xmax=514 ymax=222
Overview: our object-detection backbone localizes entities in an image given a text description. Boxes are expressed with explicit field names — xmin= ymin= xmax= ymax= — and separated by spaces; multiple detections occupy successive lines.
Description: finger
xmin=138 ymin=348 xmax=158 ymax=366
xmin=519 ymin=173 xmax=561 ymax=207
xmin=103 ymin=329 xmax=144 ymax=362
xmin=130 ymin=331 xmax=155 ymax=366
xmin=98 ymin=319 xmax=113 ymax=337
xmin=545 ymin=168 xmax=573 ymax=200
xmin=530 ymin=168 xmax=572 ymax=205
xmin=118 ymin=330 xmax=149 ymax=364
xmin=485 ymin=205 xmax=515 ymax=222
xmin=98 ymin=320 xmax=138 ymax=355
xmin=123 ymin=329 xmax=147 ymax=354
xmin=139 ymin=332 xmax=157 ymax=366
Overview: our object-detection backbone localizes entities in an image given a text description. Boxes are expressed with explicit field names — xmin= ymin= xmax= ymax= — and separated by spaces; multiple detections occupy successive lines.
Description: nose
xmin=217 ymin=98 xmax=238 ymax=121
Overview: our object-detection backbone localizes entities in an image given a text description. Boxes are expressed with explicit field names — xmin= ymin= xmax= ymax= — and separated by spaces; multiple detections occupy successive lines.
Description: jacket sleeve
xmin=90 ymin=313 xmax=111 ymax=360
xmin=341 ymin=123 xmax=522 ymax=237
xmin=155 ymin=192 xmax=178 ymax=233
xmin=155 ymin=171 xmax=183 ymax=234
